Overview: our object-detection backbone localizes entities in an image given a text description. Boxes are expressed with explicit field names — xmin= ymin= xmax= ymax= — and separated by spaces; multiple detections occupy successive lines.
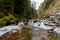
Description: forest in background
xmin=0 ymin=0 xmax=37 ymax=26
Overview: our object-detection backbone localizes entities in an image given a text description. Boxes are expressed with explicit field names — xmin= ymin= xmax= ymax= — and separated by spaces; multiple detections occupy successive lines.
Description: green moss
xmin=0 ymin=17 xmax=7 ymax=27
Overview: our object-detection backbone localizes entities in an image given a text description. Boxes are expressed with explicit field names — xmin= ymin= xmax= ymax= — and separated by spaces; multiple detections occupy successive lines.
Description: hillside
xmin=0 ymin=0 xmax=37 ymax=26
xmin=0 ymin=8 xmax=16 ymax=27
xmin=0 ymin=0 xmax=60 ymax=40
xmin=38 ymin=0 xmax=60 ymax=19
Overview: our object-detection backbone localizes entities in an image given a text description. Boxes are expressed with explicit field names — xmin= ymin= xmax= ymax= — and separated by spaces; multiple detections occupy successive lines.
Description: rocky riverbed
xmin=0 ymin=20 xmax=60 ymax=40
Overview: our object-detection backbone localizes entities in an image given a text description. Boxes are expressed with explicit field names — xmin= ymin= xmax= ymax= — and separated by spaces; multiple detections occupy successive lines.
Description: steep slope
xmin=44 ymin=0 xmax=60 ymax=15
xmin=0 ymin=8 xmax=16 ymax=27
xmin=38 ymin=0 xmax=60 ymax=19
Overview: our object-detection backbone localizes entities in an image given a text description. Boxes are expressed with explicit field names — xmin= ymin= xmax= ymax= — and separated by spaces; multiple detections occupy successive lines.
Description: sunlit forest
xmin=0 ymin=0 xmax=60 ymax=40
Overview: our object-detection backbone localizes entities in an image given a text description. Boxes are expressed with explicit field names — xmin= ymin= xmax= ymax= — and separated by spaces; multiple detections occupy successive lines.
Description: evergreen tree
xmin=0 ymin=0 xmax=37 ymax=21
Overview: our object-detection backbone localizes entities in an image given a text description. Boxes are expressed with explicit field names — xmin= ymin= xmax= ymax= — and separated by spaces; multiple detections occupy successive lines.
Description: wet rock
xmin=30 ymin=27 xmax=50 ymax=40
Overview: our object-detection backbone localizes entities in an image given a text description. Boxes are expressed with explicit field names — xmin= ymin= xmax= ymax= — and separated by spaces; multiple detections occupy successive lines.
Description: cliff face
xmin=38 ymin=0 xmax=60 ymax=19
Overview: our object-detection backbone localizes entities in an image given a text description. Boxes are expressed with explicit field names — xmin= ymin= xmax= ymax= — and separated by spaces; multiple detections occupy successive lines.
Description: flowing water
xmin=0 ymin=20 xmax=59 ymax=40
